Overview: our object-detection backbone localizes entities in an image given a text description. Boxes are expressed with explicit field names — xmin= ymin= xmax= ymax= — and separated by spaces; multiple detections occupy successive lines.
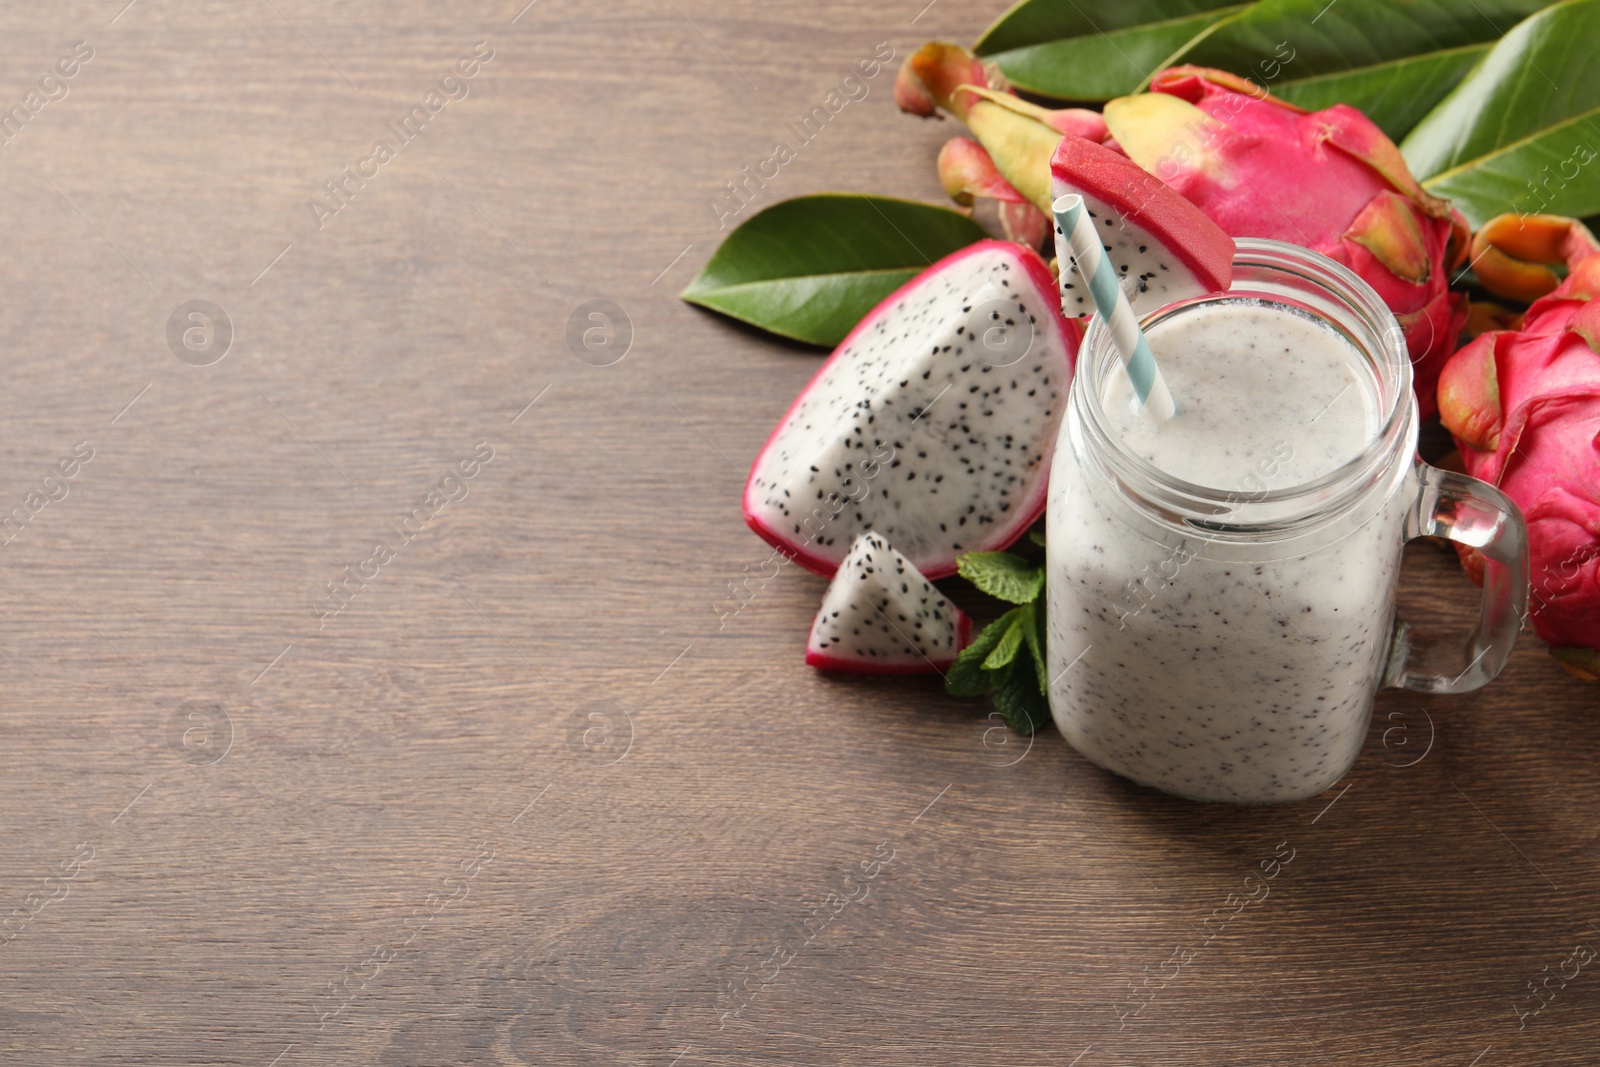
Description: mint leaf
xmin=1028 ymin=526 xmax=1047 ymax=549
xmin=983 ymin=608 xmax=1029 ymax=671
xmin=948 ymin=554 xmax=1051 ymax=733
xmin=1023 ymin=598 xmax=1049 ymax=694
xmin=958 ymin=551 xmax=1044 ymax=604
xmin=991 ymin=664 xmax=1052 ymax=735
xmin=946 ymin=617 xmax=1009 ymax=698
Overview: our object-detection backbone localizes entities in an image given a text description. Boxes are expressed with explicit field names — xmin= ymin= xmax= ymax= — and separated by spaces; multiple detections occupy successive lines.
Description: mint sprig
xmin=946 ymin=540 xmax=1050 ymax=735
xmin=957 ymin=550 xmax=1045 ymax=604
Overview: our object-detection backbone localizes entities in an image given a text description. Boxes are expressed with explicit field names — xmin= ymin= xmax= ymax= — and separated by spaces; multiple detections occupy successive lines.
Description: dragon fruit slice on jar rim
xmin=1437 ymin=224 xmax=1600 ymax=680
xmin=1048 ymin=132 xmax=1235 ymax=317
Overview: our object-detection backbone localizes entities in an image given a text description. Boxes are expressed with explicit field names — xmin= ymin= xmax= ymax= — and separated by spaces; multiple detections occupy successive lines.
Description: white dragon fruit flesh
xmin=744 ymin=239 xmax=1080 ymax=580
xmin=807 ymin=532 xmax=971 ymax=673
xmin=1050 ymin=134 xmax=1234 ymax=317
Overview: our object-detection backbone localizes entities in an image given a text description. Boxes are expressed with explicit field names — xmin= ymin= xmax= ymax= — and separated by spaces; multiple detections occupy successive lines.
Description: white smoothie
xmin=1047 ymin=299 xmax=1409 ymax=803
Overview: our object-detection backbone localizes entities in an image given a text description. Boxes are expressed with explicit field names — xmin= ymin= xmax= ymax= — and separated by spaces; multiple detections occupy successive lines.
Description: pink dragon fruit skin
xmin=937 ymin=136 xmax=1052 ymax=250
xmin=1438 ymin=255 xmax=1600 ymax=678
xmin=897 ymin=42 xmax=1111 ymax=216
xmin=1105 ymin=67 xmax=1470 ymax=419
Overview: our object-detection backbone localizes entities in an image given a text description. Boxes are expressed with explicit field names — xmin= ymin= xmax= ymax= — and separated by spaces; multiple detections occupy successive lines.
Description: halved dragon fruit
xmin=744 ymin=239 xmax=1078 ymax=579
xmin=807 ymin=533 xmax=971 ymax=673
xmin=1049 ymin=134 xmax=1234 ymax=317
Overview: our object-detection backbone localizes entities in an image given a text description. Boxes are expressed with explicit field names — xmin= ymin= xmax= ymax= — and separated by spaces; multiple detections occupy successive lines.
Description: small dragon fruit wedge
xmin=807 ymin=533 xmax=972 ymax=673
xmin=745 ymin=239 xmax=1078 ymax=579
xmin=1049 ymin=134 xmax=1234 ymax=316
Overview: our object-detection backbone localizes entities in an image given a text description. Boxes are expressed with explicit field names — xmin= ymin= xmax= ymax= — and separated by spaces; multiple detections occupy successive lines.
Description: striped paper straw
xmin=1052 ymin=194 xmax=1176 ymax=421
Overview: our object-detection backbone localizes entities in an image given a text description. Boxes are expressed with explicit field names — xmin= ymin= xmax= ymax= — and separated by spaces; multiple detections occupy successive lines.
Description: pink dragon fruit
xmin=1101 ymin=67 xmax=1470 ymax=418
xmin=744 ymin=239 xmax=1080 ymax=580
xmin=1437 ymin=235 xmax=1600 ymax=679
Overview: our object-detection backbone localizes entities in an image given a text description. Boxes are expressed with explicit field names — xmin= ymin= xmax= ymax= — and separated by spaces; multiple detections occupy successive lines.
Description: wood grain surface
xmin=0 ymin=2 xmax=1596 ymax=1065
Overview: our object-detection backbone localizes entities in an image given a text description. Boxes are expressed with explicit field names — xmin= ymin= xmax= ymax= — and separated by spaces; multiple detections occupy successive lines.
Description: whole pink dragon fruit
xmin=1437 ymin=241 xmax=1600 ymax=680
xmin=1103 ymin=67 xmax=1470 ymax=418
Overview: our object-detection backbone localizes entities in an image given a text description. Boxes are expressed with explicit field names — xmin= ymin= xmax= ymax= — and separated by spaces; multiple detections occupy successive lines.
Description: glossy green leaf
xmin=1403 ymin=0 xmax=1600 ymax=227
xmin=1162 ymin=0 xmax=1554 ymax=141
xmin=979 ymin=5 xmax=1250 ymax=102
xmin=1269 ymin=45 xmax=1489 ymax=140
xmin=680 ymin=195 xmax=988 ymax=347
xmin=975 ymin=0 xmax=1245 ymax=56
xmin=1424 ymin=114 xmax=1600 ymax=227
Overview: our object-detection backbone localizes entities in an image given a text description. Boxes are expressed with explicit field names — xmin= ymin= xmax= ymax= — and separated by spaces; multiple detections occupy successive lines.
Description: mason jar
xmin=1045 ymin=239 xmax=1528 ymax=804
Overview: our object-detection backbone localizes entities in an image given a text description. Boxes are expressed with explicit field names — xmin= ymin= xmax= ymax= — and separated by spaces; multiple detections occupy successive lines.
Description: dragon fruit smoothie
xmin=1047 ymin=297 xmax=1412 ymax=804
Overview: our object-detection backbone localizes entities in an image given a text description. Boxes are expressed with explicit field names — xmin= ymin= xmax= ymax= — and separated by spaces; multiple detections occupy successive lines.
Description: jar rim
xmin=1073 ymin=238 xmax=1415 ymax=536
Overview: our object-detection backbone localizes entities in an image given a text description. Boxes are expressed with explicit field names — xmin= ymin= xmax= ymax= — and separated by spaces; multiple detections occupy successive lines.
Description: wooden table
xmin=0 ymin=2 xmax=1595 ymax=1064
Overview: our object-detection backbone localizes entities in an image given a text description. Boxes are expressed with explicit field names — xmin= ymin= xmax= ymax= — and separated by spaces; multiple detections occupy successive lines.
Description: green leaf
xmin=975 ymin=0 xmax=1245 ymax=55
xmin=991 ymin=662 xmax=1052 ymax=735
xmin=983 ymin=609 xmax=1029 ymax=671
xmin=1023 ymin=599 xmax=1049 ymax=694
xmin=1163 ymin=0 xmax=1554 ymax=141
xmin=957 ymin=551 xmax=1045 ymax=604
xmin=946 ymin=616 xmax=1012 ymax=698
xmin=1267 ymin=45 xmax=1490 ymax=141
xmin=978 ymin=4 xmax=1251 ymax=102
xmin=1027 ymin=525 xmax=1047 ymax=548
xmin=681 ymin=194 xmax=988 ymax=347
xmin=1424 ymin=113 xmax=1600 ymax=227
xmin=1403 ymin=0 xmax=1600 ymax=227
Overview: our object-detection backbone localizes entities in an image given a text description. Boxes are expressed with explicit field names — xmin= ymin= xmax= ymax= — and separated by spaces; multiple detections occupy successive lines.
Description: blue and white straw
xmin=1052 ymin=194 xmax=1176 ymax=421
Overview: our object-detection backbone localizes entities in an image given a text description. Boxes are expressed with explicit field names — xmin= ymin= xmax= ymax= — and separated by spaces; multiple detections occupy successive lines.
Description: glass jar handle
xmin=1388 ymin=462 xmax=1528 ymax=693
